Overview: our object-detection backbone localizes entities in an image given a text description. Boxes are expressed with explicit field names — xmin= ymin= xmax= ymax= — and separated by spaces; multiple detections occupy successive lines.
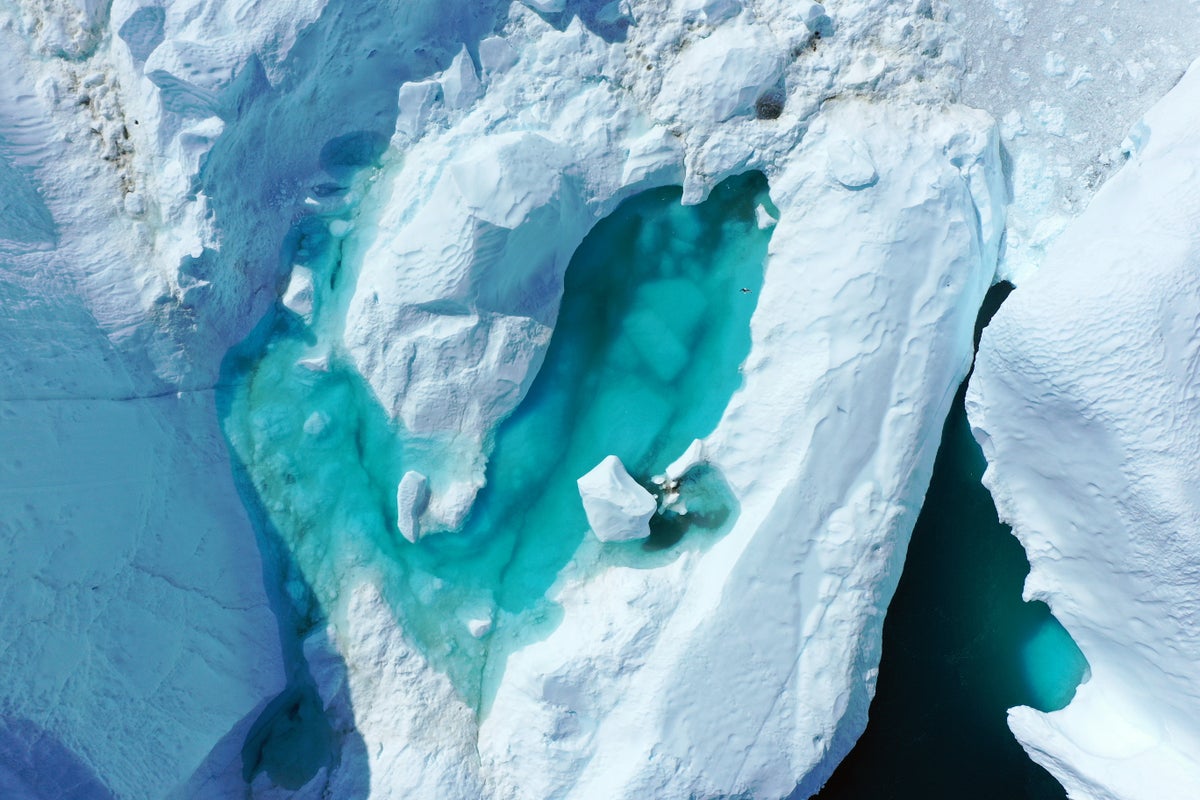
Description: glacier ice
xmin=969 ymin=59 xmax=1200 ymax=800
xmin=12 ymin=0 xmax=1197 ymax=795
xmin=577 ymin=456 xmax=657 ymax=543
xmin=0 ymin=0 xmax=1011 ymax=792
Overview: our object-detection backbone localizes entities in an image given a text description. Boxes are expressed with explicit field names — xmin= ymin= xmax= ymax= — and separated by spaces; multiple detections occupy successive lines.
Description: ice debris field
xmin=1 ymin=0 xmax=1200 ymax=799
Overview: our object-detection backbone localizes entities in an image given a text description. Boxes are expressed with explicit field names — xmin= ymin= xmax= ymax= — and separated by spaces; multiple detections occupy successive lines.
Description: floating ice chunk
xmin=828 ymin=138 xmax=879 ymax=189
xmin=397 ymin=470 xmax=431 ymax=544
xmin=479 ymin=36 xmax=518 ymax=76
xmin=296 ymin=352 xmax=330 ymax=372
xmin=654 ymin=439 xmax=706 ymax=516
xmin=441 ymin=45 xmax=481 ymax=110
xmin=803 ymin=2 xmax=826 ymax=28
xmin=755 ymin=203 xmax=777 ymax=229
xmin=662 ymin=489 xmax=687 ymax=516
xmin=281 ymin=266 xmax=315 ymax=321
xmin=456 ymin=596 xmax=495 ymax=638
xmin=577 ymin=455 xmax=657 ymax=543
xmin=396 ymin=79 xmax=441 ymax=142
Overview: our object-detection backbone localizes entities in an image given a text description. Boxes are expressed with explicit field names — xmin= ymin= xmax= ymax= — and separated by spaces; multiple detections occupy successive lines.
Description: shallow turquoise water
xmin=219 ymin=172 xmax=773 ymax=709
xmin=813 ymin=283 xmax=1089 ymax=799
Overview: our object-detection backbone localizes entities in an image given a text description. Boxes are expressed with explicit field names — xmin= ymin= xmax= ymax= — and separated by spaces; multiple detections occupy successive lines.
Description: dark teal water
xmin=812 ymin=283 xmax=1088 ymax=800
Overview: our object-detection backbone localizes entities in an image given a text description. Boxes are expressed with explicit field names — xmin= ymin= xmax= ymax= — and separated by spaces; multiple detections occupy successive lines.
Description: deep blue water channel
xmin=812 ymin=282 xmax=1088 ymax=800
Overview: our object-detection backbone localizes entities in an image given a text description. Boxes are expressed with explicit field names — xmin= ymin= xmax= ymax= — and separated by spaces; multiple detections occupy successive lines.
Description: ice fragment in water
xmin=578 ymin=455 xmax=657 ymax=542
xmin=397 ymin=470 xmax=431 ymax=543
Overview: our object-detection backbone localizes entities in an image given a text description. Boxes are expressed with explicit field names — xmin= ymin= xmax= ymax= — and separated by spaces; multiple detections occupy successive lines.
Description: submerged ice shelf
xmin=219 ymin=172 xmax=772 ymax=708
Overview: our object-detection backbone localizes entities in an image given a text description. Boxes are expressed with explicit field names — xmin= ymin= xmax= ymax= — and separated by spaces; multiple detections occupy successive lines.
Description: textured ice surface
xmin=0 ymin=16 xmax=285 ymax=800
xmin=221 ymin=171 xmax=772 ymax=711
xmin=0 ymin=0 xmax=1091 ymax=796
xmin=952 ymin=0 xmax=1200 ymax=281
xmin=970 ymin=59 xmax=1200 ymax=800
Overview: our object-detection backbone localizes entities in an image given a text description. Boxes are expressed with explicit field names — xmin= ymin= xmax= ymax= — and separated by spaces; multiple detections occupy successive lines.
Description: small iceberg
xmin=577 ymin=455 xmax=657 ymax=542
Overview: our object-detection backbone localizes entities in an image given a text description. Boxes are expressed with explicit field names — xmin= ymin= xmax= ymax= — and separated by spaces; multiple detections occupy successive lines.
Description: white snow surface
xmin=968 ymin=60 xmax=1200 ymax=800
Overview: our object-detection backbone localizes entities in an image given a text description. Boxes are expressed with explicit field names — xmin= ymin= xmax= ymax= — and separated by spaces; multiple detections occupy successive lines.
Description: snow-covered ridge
xmin=968 ymin=59 xmax=1200 ymax=800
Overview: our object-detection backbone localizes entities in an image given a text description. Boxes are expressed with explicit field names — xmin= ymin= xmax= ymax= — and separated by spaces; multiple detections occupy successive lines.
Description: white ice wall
xmin=969 ymin=59 xmax=1200 ymax=800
